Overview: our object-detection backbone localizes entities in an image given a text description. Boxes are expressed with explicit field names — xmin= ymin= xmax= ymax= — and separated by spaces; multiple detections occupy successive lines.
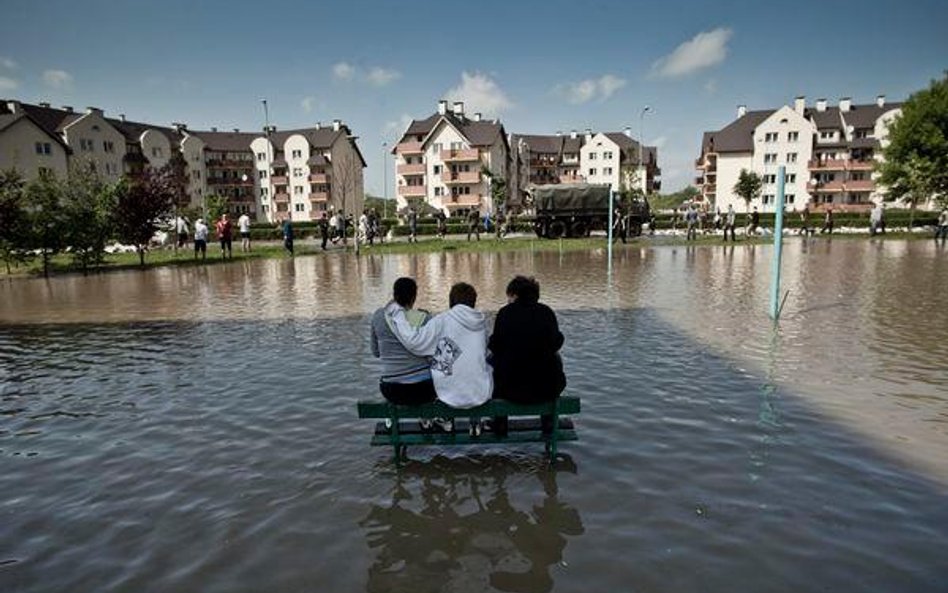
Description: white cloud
xmin=559 ymin=74 xmax=627 ymax=104
xmin=445 ymin=71 xmax=513 ymax=117
xmin=332 ymin=61 xmax=355 ymax=81
xmin=0 ymin=76 xmax=19 ymax=92
xmin=704 ymin=79 xmax=718 ymax=94
xmin=301 ymin=96 xmax=316 ymax=113
xmin=652 ymin=28 xmax=733 ymax=78
xmin=0 ymin=57 xmax=17 ymax=70
xmin=366 ymin=67 xmax=401 ymax=87
xmin=42 ymin=69 xmax=74 ymax=89
xmin=383 ymin=114 xmax=413 ymax=140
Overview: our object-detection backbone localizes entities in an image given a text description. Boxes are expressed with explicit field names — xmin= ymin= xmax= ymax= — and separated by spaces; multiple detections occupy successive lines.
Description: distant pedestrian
xmin=407 ymin=206 xmax=418 ymax=243
xmin=318 ymin=211 xmax=330 ymax=250
xmin=467 ymin=208 xmax=481 ymax=241
xmin=216 ymin=213 xmax=233 ymax=259
xmin=369 ymin=208 xmax=381 ymax=245
xmin=344 ymin=213 xmax=353 ymax=244
xmin=686 ymin=204 xmax=698 ymax=241
xmin=671 ymin=207 xmax=680 ymax=232
xmin=870 ymin=203 xmax=884 ymax=236
xmin=614 ymin=206 xmax=627 ymax=243
xmin=748 ymin=207 xmax=760 ymax=236
xmin=193 ymin=218 xmax=208 ymax=260
xmin=175 ymin=216 xmax=189 ymax=248
xmin=329 ymin=210 xmax=340 ymax=244
xmin=435 ymin=210 xmax=447 ymax=239
xmin=935 ymin=208 xmax=948 ymax=241
xmin=238 ymin=212 xmax=251 ymax=252
xmin=713 ymin=208 xmax=722 ymax=231
xmin=723 ymin=204 xmax=736 ymax=241
xmin=798 ymin=207 xmax=811 ymax=236
xmin=820 ymin=208 xmax=834 ymax=234
xmin=359 ymin=209 xmax=369 ymax=243
xmin=281 ymin=218 xmax=294 ymax=255
xmin=495 ymin=210 xmax=506 ymax=239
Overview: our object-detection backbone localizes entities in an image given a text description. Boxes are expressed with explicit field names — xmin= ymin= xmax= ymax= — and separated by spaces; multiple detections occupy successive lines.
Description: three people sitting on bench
xmin=372 ymin=275 xmax=566 ymax=435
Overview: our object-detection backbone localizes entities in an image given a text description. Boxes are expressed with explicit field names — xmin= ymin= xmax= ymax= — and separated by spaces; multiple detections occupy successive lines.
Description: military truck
xmin=531 ymin=183 xmax=651 ymax=239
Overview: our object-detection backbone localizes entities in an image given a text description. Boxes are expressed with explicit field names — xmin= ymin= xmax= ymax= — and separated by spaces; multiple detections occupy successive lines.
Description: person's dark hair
xmin=506 ymin=275 xmax=540 ymax=304
xmin=449 ymin=282 xmax=477 ymax=308
xmin=393 ymin=277 xmax=417 ymax=307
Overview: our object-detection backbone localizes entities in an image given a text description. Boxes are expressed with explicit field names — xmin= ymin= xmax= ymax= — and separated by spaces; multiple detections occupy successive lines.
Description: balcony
xmin=808 ymin=159 xmax=847 ymax=171
xmin=845 ymin=179 xmax=875 ymax=192
xmin=440 ymin=148 xmax=479 ymax=162
xmin=559 ymin=174 xmax=582 ymax=184
xmin=309 ymin=210 xmax=327 ymax=220
xmin=811 ymin=181 xmax=845 ymax=192
xmin=443 ymin=194 xmax=482 ymax=208
xmin=396 ymin=141 xmax=424 ymax=154
xmin=441 ymin=170 xmax=481 ymax=185
xmin=397 ymin=163 xmax=426 ymax=176
xmin=847 ymin=160 xmax=874 ymax=171
xmin=273 ymin=192 xmax=290 ymax=203
xmin=398 ymin=185 xmax=427 ymax=197
xmin=270 ymin=175 xmax=289 ymax=185
xmin=308 ymin=173 xmax=329 ymax=183
xmin=308 ymin=192 xmax=329 ymax=203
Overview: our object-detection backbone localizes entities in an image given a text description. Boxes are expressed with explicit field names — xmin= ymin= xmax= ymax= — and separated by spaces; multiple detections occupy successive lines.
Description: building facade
xmin=1 ymin=99 xmax=365 ymax=223
xmin=696 ymin=95 xmax=902 ymax=213
xmin=393 ymin=100 xmax=509 ymax=216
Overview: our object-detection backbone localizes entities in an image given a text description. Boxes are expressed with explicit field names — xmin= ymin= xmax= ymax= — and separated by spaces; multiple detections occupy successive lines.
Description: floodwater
xmin=1 ymin=239 xmax=946 ymax=593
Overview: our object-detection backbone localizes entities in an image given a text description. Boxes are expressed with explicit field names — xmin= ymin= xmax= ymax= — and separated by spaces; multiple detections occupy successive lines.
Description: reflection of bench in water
xmin=356 ymin=396 xmax=581 ymax=463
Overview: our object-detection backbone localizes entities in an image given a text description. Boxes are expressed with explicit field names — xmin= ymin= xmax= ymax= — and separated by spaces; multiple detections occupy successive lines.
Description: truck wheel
xmin=571 ymin=221 xmax=588 ymax=238
xmin=548 ymin=220 xmax=566 ymax=239
xmin=534 ymin=221 xmax=546 ymax=238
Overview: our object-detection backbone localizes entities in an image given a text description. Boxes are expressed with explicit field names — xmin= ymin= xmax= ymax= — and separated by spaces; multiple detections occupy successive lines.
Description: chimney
xmin=623 ymin=126 xmax=632 ymax=138
xmin=5 ymin=100 xmax=20 ymax=114
xmin=794 ymin=96 xmax=805 ymax=114
xmin=332 ymin=119 xmax=341 ymax=132
xmin=556 ymin=130 xmax=562 ymax=137
xmin=474 ymin=112 xmax=482 ymax=122
xmin=211 ymin=127 xmax=218 ymax=132
xmin=737 ymin=105 xmax=747 ymax=118
xmin=119 ymin=114 xmax=126 ymax=122
xmin=172 ymin=122 xmax=187 ymax=132
xmin=452 ymin=101 xmax=464 ymax=117
xmin=839 ymin=97 xmax=851 ymax=112
xmin=316 ymin=121 xmax=321 ymax=129
xmin=233 ymin=128 xmax=240 ymax=133
xmin=876 ymin=95 xmax=886 ymax=108
xmin=584 ymin=128 xmax=592 ymax=142
xmin=570 ymin=130 xmax=577 ymax=139
xmin=38 ymin=101 xmax=50 ymax=108
xmin=62 ymin=105 xmax=73 ymax=113
xmin=86 ymin=106 xmax=103 ymax=116
xmin=437 ymin=100 xmax=448 ymax=115
xmin=816 ymin=98 xmax=827 ymax=112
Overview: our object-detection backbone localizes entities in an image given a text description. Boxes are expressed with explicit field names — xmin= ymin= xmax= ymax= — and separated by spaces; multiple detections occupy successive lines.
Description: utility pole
xmin=382 ymin=141 xmax=388 ymax=219
xmin=262 ymin=99 xmax=272 ymax=224
xmin=639 ymin=105 xmax=651 ymax=194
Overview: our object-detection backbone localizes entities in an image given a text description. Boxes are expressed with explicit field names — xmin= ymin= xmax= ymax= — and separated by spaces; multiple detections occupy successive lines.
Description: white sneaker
xmin=419 ymin=418 xmax=434 ymax=431
xmin=469 ymin=418 xmax=482 ymax=437
xmin=435 ymin=418 xmax=454 ymax=433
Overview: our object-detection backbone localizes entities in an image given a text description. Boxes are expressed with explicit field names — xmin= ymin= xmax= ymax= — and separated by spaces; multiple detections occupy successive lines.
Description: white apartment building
xmin=0 ymin=99 xmax=365 ymax=223
xmin=393 ymin=100 xmax=509 ymax=216
xmin=696 ymin=95 xmax=902 ymax=213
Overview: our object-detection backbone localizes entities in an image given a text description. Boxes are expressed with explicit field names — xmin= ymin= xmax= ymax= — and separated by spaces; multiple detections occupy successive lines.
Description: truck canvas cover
xmin=533 ymin=184 xmax=611 ymax=214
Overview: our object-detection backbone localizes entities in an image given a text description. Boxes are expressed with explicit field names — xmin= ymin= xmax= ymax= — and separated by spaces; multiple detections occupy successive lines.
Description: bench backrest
xmin=357 ymin=396 xmax=580 ymax=419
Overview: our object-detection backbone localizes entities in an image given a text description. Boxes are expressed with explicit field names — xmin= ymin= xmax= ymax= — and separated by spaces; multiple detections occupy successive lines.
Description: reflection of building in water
xmin=360 ymin=456 xmax=584 ymax=593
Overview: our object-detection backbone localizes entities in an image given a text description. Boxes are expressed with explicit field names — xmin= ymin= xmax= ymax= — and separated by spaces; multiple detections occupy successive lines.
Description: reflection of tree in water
xmin=360 ymin=455 xmax=584 ymax=593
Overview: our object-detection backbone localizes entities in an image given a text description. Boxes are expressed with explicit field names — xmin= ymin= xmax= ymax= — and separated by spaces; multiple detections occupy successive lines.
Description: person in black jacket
xmin=489 ymin=276 xmax=566 ymax=435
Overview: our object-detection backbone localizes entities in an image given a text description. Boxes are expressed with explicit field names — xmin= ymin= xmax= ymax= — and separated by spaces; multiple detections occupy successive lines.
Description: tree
xmin=733 ymin=169 xmax=762 ymax=213
xmin=114 ymin=167 xmax=175 ymax=267
xmin=878 ymin=73 xmax=948 ymax=211
xmin=481 ymin=165 xmax=508 ymax=214
xmin=205 ymin=193 xmax=230 ymax=223
xmin=61 ymin=167 xmax=117 ymax=274
xmin=333 ymin=151 xmax=362 ymax=248
xmin=0 ymin=169 xmax=30 ymax=274
xmin=23 ymin=171 xmax=70 ymax=278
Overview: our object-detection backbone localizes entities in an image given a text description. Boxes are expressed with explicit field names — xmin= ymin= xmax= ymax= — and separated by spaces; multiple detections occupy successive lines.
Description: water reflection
xmin=361 ymin=456 xmax=584 ymax=593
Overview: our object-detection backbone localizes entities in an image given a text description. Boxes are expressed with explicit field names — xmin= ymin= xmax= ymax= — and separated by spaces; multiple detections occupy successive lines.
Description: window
xmin=786 ymin=194 xmax=795 ymax=204
xmin=262 ymin=204 xmax=269 ymax=213
xmin=603 ymin=151 xmax=613 ymax=160
xmin=294 ymin=203 xmax=304 ymax=212
xmin=433 ymin=143 xmax=443 ymax=154
xmin=294 ymin=186 xmax=303 ymax=195
xmin=103 ymin=140 xmax=114 ymax=153
xmin=259 ymin=170 xmax=268 ymax=179
xmin=820 ymin=131 xmax=834 ymax=140
xmin=434 ymin=187 xmax=443 ymax=196
xmin=854 ymin=129 xmax=870 ymax=139
xmin=34 ymin=142 xmax=52 ymax=155
xmin=450 ymin=142 xmax=462 ymax=150
xmin=788 ymin=131 xmax=799 ymax=142
xmin=764 ymin=153 xmax=777 ymax=164
xmin=786 ymin=153 xmax=798 ymax=163
xmin=604 ymin=167 xmax=613 ymax=175
xmin=763 ymin=174 xmax=777 ymax=184
xmin=762 ymin=194 xmax=774 ymax=204
xmin=786 ymin=173 xmax=796 ymax=184
xmin=261 ymin=187 xmax=269 ymax=198
xmin=257 ymin=152 xmax=266 ymax=161
xmin=80 ymin=138 xmax=94 ymax=152
xmin=589 ymin=152 xmax=597 ymax=160
xmin=292 ymin=167 xmax=303 ymax=178
xmin=764 ymin=132 xmax=778 ymax=142
xmin=291 ymin=149 xmax=302 ymax=159
xmin=589 ymin=168 xmax=597 ymax=176
xmin=433 ymin=165 xmax=441 ymax=175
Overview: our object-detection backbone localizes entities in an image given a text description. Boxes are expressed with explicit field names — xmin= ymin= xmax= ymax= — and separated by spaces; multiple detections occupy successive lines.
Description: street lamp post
xmin=382 ymin=142 xmax=388 ymax=220
xmin=639 ymin=105 xmax=651 ymax=194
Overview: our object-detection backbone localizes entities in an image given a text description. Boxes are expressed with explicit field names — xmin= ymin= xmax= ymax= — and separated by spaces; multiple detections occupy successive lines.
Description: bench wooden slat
xmin=372 ymin=417 xmax=575 ymax=436
xmin=370 ymin=430 xmax=578 ymax=447
xmin=356 ymin=396 xmax=580 ymax=419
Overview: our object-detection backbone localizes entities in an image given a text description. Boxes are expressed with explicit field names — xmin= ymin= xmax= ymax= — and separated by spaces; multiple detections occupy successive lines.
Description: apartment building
xmin=0 ymin=99 xmax=365 ymax=223
xmin=393 ymin=100 xmax=509 ymax=216
xmin=510 ymin=128 xmax=660 ymax=199
xmin=696 ymin=95 xmax=902 ymax=213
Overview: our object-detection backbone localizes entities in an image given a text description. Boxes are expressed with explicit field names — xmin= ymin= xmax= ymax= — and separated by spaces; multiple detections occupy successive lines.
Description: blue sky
xmin=1 ymin=0 xmax=945 ymax=193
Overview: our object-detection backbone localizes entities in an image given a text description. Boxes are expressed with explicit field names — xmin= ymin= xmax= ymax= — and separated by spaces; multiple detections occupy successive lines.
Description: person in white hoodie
xmin=388 ymin=282 xmax=493 ymax=434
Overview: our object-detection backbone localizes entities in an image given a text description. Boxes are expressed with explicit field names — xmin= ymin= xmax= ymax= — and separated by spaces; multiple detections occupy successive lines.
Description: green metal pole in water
xmin=607 ymin=190 xmax=615 ymax=275
xmin=769 ymin=166 xmax=786 ymax=320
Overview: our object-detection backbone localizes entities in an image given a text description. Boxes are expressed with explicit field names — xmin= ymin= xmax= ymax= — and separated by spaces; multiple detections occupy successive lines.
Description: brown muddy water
xmin=1 ymin=238 xmax=946 ymax=592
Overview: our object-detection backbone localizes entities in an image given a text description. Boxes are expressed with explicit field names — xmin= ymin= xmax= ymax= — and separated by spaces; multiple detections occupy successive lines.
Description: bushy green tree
xmin=879 ymin=73 xmax=948 ymax=211
xmin=733 ymin=169 xmax=762 ymax=213
xmin=0 ymin=169 xmax=30 ymax=274
xmin=24 ymin=171 xmax=70 ymax=277
xmin=61 ymin=168 xmax=117 ymax=274
xmin=114 ymin=167 xmax=175 ymax=267
xmin=204 ymin=193 xmax=230 ymax=223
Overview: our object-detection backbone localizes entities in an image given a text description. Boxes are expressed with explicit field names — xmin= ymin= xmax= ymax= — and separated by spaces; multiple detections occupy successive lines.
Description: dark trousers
xmin=320 ymin=232 xmax=328 ymax=250
xmin=380 ymin=379 xmax=437 ymax=406
xmin=723 ymin=223 xmax=736 ymax=241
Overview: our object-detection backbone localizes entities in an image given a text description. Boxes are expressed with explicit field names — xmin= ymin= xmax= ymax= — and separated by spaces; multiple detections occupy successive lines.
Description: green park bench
xmin=356 ymin=396 xmax=581 ymax=464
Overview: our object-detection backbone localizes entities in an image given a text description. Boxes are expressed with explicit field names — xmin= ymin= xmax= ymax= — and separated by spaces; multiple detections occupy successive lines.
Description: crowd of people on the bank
xmin=672 ymin=202 xmax=841 ymax=240
xmin=370 ymin=275 xmax=565 ymax=436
